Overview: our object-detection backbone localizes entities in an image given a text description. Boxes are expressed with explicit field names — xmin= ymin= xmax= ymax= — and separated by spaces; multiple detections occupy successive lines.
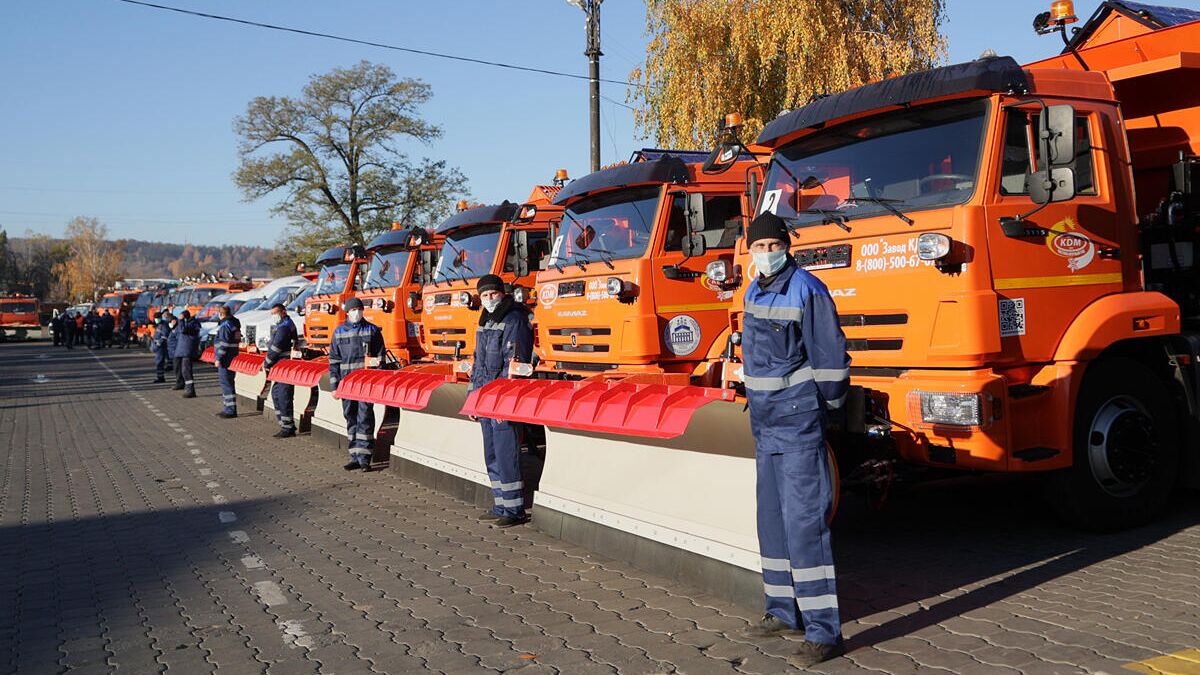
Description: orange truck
xmin=461 ymin=150 xmax=756 ymax=435
xmin=335 ymin=177 xmax=566 ymax=409
xmin=686 ymin=0 xmax=1200 ymax=530
xmin=0 ymin=295 xmax=41 ymax=340
xmin=179 ymin=281 xmax=254 ymax=318
xmin=303 ymin=245 xmax=369 ymax=356
xmin=95 ymin=291 xmax=142 ymax=320
xmin=356 ymin=224 xmax=436 ymax=364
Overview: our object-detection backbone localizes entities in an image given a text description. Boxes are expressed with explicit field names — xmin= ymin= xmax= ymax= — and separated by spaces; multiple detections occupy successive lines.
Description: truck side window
xmin=1000 ymin=110 xmax=1096 ymax=196
xmin=502 ymin=231 xmax=551 ymax=274
xmin=664 ymin=194 xmax=741 ymax=251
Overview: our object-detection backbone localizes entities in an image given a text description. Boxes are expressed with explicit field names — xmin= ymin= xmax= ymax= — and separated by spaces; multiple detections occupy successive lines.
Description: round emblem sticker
xmin=539 ymin=283 xmax=558 ymax=307
xmin=664 ymin=314 xmax=702 ymax=356
xmin=423 ymin=295 xmax=435 ymax=312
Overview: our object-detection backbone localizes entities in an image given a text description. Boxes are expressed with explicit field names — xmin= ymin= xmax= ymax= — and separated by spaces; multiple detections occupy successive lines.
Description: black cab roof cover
xmin=553 ymin=155 xmax=690 ymax=205
xmin=367 ymin=227 xmax=423 ymax=251
xmin=435 ymin=203 xmax=518 ymax=234
xmin=755 ymin=56 xmax=1029 ymax=148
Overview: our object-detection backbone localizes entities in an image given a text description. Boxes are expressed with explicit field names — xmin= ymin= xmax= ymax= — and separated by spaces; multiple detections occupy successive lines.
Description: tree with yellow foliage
xmin=53 ymin=217 xmax=124 ymax=303
xmin=629 ymin=0 xmax=947 ymax=148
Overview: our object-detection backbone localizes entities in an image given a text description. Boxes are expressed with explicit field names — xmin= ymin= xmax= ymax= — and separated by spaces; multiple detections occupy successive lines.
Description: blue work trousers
xmin=180 ymin=357 xmax=195 ymax=394
xmin=341 ymin=399 xmax=374 ymax=458
xmin=757 ymin=446 xmax=841 ymax=645
xmin=154 ymin=349 xmax=168 ymax=378
xmin=272 ymin=381 xmax=295 ymax=431
xmin=480 ymin=417 xmax=524 ymax=518
xmin=217 ymin=365 xmax=236 ymax=414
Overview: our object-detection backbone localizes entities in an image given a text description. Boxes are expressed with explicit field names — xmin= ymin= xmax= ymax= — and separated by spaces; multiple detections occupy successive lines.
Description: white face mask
xmin=347 ymin=309 xmax=364 ymax=323
xmin=751 ymin=249 xmax=789 ymax=277
xmin=271 ymin=313 xmax=283 ymax=325
xmin=481 ymin=297 xmax=502 ymax=314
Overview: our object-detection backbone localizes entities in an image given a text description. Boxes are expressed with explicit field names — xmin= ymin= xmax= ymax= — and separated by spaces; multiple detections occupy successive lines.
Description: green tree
xmin=630 ymin=0 xmax=948 ymax=148
xmin=11 ymin=232 xmax=71 ymax=300
xmin=234 ymin=61 xmax=469 ymax=265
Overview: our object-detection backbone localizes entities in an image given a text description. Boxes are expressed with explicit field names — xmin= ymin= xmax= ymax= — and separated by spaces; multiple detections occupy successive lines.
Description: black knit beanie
xmin=746 ymin=212 xmax=789 ymax=245
xmin=476 ymin=274 xmax=504 ymax=294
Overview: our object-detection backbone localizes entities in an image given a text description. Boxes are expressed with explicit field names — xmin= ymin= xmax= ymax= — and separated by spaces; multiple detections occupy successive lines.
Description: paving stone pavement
xmin=2 ymin=340 xmax=1200 ymax=674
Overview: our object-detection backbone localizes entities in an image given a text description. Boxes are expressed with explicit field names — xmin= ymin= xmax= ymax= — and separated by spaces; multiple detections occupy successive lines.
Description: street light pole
xmin=569 ymin=0 xmax=603 ymax=172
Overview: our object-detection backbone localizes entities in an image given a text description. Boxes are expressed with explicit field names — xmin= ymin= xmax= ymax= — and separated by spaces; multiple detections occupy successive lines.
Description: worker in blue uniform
xmin=151 ymin=312 xmax=172 ymax=383
xmin=468 ymin=274 xmax=533 ymax=528
xmin=739 ymin=212 xmax=850 ymax=668
xmin=176 ymin=310 xmax=201 ymax=398
xmin=213 ymin=305 xmax=241 ymax=418
xmin=167 ymin=314 xmax=183 ymax=390
xmin=264 ymin=303 xmax=298 ymax=438
xmin=328 ymin=297 xmax=384 ymax=471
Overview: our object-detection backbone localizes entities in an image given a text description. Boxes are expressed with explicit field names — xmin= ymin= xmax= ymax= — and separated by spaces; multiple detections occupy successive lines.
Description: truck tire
xmin=1050 ymin=357 xmax=1179 ymax=531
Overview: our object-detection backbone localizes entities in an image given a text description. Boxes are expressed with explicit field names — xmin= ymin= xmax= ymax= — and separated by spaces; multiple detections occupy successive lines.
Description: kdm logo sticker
xmin=664 ymin=315 xmax=702 ymax=356
xmin=1045 ymin=217 xmax=1095 ymax=271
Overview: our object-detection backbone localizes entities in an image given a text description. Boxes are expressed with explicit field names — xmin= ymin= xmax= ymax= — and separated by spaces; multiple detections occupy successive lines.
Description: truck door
xmin=653 ymin=191 xmax=742 ymax=364
xmin=984 ymin=105 xmax=1123 ymax=364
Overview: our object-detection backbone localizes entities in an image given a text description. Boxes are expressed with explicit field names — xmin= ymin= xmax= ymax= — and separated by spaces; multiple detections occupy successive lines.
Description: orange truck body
xmin=460 ymin=151 xmax=757 ymax=435
xmin=356 ymin=225 xmax=435 ymax=364
xmin=419 ymin=189 xmax=562 ymax=374
xmin=304 ymin=245 xmax=369 ymax=355
xmin=703 ymin=4 xmax=1200 ymax=497
xmin=178 ymin=281 xmax=254 ymax=318
xmin=0 ymin=296 xmax=40 ymax=330
xmin=95 ymin=291 xmax=142 ymax=322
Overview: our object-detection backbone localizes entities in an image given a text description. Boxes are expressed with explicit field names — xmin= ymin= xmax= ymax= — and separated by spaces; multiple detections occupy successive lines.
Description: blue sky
xmin=1 ymin=0 xmax=1187 ymax=247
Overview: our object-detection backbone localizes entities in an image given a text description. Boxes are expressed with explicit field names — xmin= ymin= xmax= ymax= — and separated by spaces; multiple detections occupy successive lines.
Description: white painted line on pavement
xmin=194 ymin=458 xmax=206 ymax=464
xmin=198 ymin=468 xmax=212 ymax=476
xmin=189 ymin=449 xmax=201 ymax=455
xmin=212 ymin=495 xmax=227 ymax=505
xmin=241 ymin=555 xmax=265 ymax=569
xmin=279 ymin=619 xmax=312 ymax=649
xmin=218 ymin=511 xmax=237 ymax=523
xmin=228 ymin=530 xmax=249 ymax=543
xmin=206 ymin=481 xmax=220 ymax=489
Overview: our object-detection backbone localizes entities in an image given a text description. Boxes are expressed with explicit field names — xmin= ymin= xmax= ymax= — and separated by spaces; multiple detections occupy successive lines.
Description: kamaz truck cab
xmin=0 ymin=295 xmax=40 ymax=340
xmin=303 ymin=245 xmax=368 ymax=356
xmin=705 ymin=1 xmax=1200 ymax=529
xmin=461 ymin=150 xmax=755 ymax=436
xmin=356 ymin=223 xmax=435 ymax=365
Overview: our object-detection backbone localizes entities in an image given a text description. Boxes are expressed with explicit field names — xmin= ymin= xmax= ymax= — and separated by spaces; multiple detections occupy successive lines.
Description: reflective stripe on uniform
xmin=745 ymin=302 xmax=804 ymax=322
xmin=744 ymin=366 xmax=848 ymax=392
xmin=215 ymin=341 xmax=237 ymax=348
xmin=795 ymin=594 xmax=839 ymax=611
xmin=496 ymin=496 xmax=524 ymax=508
xmin=764 ymin=583 xmax=795 ymax=598
xmin=761 ymin=557 xmax=791 ymax=572
xmin=491 ymin=480 xmax=524 ymax=491
xmin=791 ymin=565 xmax=836 ymax=582
xmin=825 ymin=394 xmax=847 ymax=410
xmin=269 ymin=345 xmax=283 ymax=353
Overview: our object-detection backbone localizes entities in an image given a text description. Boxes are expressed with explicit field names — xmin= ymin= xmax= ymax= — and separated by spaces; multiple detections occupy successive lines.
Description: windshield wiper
xmin=573 ymin=253 xmax=592 ymax=272
xmin=590 ymin=247 xmax=616 ymax=270
xmin=440 ymin=238 xmax=475 ymax=283
xmin=795 ymin=210 xmax=851 ymax=232
xmin=846 ymin=197 xmax=914 ymax=226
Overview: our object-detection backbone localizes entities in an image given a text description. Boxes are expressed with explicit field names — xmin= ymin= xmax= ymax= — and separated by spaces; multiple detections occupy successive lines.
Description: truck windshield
xmin=288 ymin=285 xmax=315 ymax=311
xmin=134 ymin=294 xmax=153 ymax=308
xmin=315 ymin=264 xmax=351 ymax=295
xmin=188 ymin=288 xmax=222 ymax=306
xmin=223 ymin=300 xmax=246 ymax=314
xmin=761 ymin=98 xmax=988 ymax=227
xmin=1 ymin=302 xmax=36 ymax=313
xmin=365 ymin=248 xmax=412 ymax=289
xmin=550 ymin=186 xmax=659 ymax=267
xmin=239 ymin=298 xmax=264 ymax=313
xmin=433 ymin=224 xmax=501 ymax=284
xmin=198 ymin=301 xmax=224 ymax=319
xmin=263 ymin=285 xmax=300 ymax=308
xmin=97 ymin=296 xmax=123 ymax=308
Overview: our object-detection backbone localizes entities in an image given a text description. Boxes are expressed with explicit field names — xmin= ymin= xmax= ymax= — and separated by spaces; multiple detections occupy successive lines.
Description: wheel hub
xmin=1087 ymin=395 xmax=1158 ymax=498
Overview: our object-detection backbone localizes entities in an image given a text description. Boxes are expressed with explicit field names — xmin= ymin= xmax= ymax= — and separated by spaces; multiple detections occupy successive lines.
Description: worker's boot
xmin=342 ymin=460 xmax=360 ymax=471
xmin=493 ymin=514 xmax=530 ymax=528
xmin=183 ymin=389 xmax=196 ymax=399
xmin=273 ymin=428 xmax=296 ymax=439
xmin=788 ymin=639 xmax=845 ymax=668
xmin=153 ymin=377 xmax=165 ymax=384
xmin=742 ymin=614 xmax=801 ymax=638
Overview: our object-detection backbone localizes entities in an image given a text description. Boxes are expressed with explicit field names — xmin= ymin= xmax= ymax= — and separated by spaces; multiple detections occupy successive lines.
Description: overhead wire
xmin=116 ymin=0 xmax=646 ymax=89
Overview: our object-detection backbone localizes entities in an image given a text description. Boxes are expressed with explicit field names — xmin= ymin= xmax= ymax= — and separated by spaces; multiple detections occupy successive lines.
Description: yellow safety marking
xmin=1124 ymin=649 xmax=1200 ymax=674
xmin=659 ymin=302 xmax=731 ymax=313
xmin=993 ymin=272 xmax=1123 ymax=290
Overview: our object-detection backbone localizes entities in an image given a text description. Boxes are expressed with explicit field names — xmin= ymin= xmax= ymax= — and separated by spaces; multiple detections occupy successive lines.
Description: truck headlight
xmin=729 ymin=330 xmax=742 ymax=345
xmin=705 ymin=260 xmax=731 ymax=283
xmin=458 ymin=291 xmax=473 ymax=307
xmin=605 ymin=277 xmax=624 ymax=296
xmin=916 ymin=233 xmax=951 ymax=261
xmin=512 ymin=286 xmax=529 ymax=303
xmin=909 ymin=390 xmax=982 ymax=426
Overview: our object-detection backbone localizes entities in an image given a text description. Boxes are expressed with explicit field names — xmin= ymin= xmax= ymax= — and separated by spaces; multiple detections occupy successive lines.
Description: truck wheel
xmin=1050 ymin=358 xmax=1179 ymax=531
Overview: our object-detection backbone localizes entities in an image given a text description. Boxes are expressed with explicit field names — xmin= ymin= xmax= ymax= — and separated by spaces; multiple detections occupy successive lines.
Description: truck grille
xmin=558 ymin=281 xmax=585 ymax=297
xmin=839 ymin=313 xmax=908 ymax=327
xmin=846 ymin=338 xmax=903 ymax=351
xmin=434 ymin=293 xmax=452 ymax=306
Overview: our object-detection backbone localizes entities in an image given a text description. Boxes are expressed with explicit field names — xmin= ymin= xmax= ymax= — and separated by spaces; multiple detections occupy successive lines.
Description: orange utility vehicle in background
xmin=356 ymin=224 xmax=435 ymax=364
xmin=462 ymin=150 xmax=755 ymax=437
xmin=95 ymin=291 xmax=142 ymax=321
xmin=0 ymin=295 xmax=41 ymax=340
xmin=181 ymin=280 xmax=254 ymax=317
xmin=303 ymin=245 xmax=369 ymax=356
xmin=335 ymin=177 xmax=566 ymax=410
xmin=695 ymin=0 xmax=1200 ymax=530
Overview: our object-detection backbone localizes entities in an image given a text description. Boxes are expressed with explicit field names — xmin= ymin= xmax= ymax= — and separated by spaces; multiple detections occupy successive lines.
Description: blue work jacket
xmin=166 ymin=323 xmax=180 ymax=358
xmin=469 ymin=298 xmax=533 ymax=392
xmin=742 ymin=260 xmax=850 ymax=452
xmin=176 ymin=318 xmax=201 ymax=358
xmin=153 ymin=319 xmax=172 ymax=353
xmin=328 ymin=319 xmax=384 ymax=389
xmin=265 ymin=316 xmax=297 ymax=370
xmin=214 ymin=318 xmax=241 ymax=368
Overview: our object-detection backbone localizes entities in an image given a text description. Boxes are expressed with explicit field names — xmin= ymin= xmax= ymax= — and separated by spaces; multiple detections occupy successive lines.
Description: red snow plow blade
xmin=460 ymin=378 xmax=737 ymax=439
xmin=266 ymin=358 xmax=328 ymax=388
xmin=230 ymin=353 xmax=265 ymax=375
xmin=200 ymin=346 xmax=215 ymax=363
xmin=335 ymin=368 xmax=456 ymax=409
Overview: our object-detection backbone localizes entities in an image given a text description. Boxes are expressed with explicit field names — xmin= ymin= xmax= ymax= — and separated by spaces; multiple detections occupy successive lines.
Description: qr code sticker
xmin=999 ymin=297 xmax=1026 ymax=337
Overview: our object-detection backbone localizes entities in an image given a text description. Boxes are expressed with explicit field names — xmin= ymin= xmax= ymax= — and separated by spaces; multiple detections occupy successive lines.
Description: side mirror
xmin=453 ymin=249 xmax=468 ymax=268
xmin=1041 ymin=104 xmax=1076 ymax=167
xmin=682 ymin=232 xmax=707 ymax=257
xmin=681 ymin=192 xmax=708 ymax=258
xmin=513 ymin=231 xmax=530 ymax=277
xmin=574 ymin=224 xmax=596 ymax=250
xmin=702 ymin=140 xmax=742 ymax=174
xmin=1027 ymin=167 xmax=1076 ymax=205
